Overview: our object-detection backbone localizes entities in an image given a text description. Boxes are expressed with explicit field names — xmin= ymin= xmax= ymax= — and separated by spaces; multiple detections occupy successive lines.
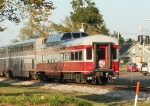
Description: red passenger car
xmin=36 ymin=32 xmax=119 ymax=85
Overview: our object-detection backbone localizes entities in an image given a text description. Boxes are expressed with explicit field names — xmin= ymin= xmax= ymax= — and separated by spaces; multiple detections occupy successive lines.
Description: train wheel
xmin=143 ymin=73 xmax=147 ymax=76
xmin=100 ymin=77 xmax=108 ymax=85
xmin=96 ymin=77 xmax=101 ymax=85
xmin=75 ymin=74 xmax=81 ymax=83
xmin=96 ymin=77 xmax=108 ymax=85
xmin=4 ymin=71 xmax=13 ymax=78
xmin=9 ymin=71 xmax=13 ymax=78
xmin=86 ymin=80 xmax=92 ymax=84
xmin=4 ymin=71 xmax=9 ymax=78
xmin=38 ymin=73 xmax=46 ymax=81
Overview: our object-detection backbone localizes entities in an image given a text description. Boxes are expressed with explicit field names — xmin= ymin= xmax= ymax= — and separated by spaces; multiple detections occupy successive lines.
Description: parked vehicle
xmin=141 ymin=62 xmax=150 ymax=75
xmin=127 ymin=63 xmax=139 ymax=72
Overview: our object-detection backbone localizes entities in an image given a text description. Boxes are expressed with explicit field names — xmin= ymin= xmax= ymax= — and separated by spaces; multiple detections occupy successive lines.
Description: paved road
xmin=118 ymin=70 xmax=150 ymax=81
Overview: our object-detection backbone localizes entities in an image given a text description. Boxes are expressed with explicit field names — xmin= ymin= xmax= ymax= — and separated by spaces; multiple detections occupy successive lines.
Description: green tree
xmin=49 ymin=16 xmax=81 ymax=33
xmin=0 ymin=0 xmax=55 ymax=24
xmin=5 ymin=0 xmax=55 ymax=42
xmin=70 ymin=0 xmax=109 ymax=35
xmin=111 ymin=31 xmax=125 ymax=46
xmin=16 ymin=21 xmax=51 ymax=41
xmin=49 ymin=0 xmax=109 ymax=35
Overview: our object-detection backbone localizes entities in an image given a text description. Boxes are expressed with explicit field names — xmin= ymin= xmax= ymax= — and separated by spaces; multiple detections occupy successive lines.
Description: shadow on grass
xmin=76 ymin=94 xmax=135 ymax=106
xmin=0 ymin=82 xmax=12 ymax=87
xmin=77 ymin=94 xmax=122 ymax=103
xmin=110 ymin=79 xmax=150 ymax=86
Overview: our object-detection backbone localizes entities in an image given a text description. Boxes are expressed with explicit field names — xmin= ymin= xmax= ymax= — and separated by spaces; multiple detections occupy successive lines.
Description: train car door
xmin=97 ymin=46 xmax=107 ymax=68
xmin=94 ymin=43 xmax=111 ymax=69
xmin=20 ymin=59 xmax=23 ymax=76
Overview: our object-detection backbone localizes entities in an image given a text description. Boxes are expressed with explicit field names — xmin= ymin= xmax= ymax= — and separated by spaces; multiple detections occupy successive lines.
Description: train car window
xmin=62 ymin=53 xmax=66 ymax=61
xmin=31 ymin=45 xmax=33 ymax=51
xmin=42 ymin=54 xmax=46 ymax=62
xmin=55 ymin=58 xmax=57 ymax=63
xmin=113 ymin=48 xmax=117 ymax=59
xmin=10 ymin=48 xmax=12 ymax=52
xmin=67 ymin=53 xmax=71 ymax=60
xmin=98 ymin=48 xmax=105 ymax=59
xmin=32 ymin=59 xmax=35 ymax=69
xmin=15 ymin=47 xmax=17 ymax=52
xmin=24 ymin=46 xmax=26 ymax=51
xmin=64 ymin=53 xmax=67 ymax=60
xmin=26 ymin=46 xmax=28 ymax=51
xmin=48 ymin=54 xmax=51 ymax=60
xmin=79 ymin=51 xmax=82 ymax=60
xmin=75 ymin=52 xmax=78 ymax=60
xmin=29 ymin=45 xmax=31 ymax=51
xmin=71 ymin=52 xmax=74 ymax=60
xmin=81 ymin=32 xmax=88 ymax=37
xmin=27 ymin=45 xmax=29 ymax=51
xmin=17 ymin=47 xmax=19 ymax=52
xmin=73 ymin=33 xmax=80 ymax=38
xmin=86 ymin=48 xmax=92 ymax=60
xmin=47 ymin=59 xmax=50 ymax=63
xmin=60 ymin=53 xmax=64 ymax=61
xmin=61 ymin=33 xmax=72 ymax=40
xmin=28 ymin=45 xmax=30 ymax=51
xmin=51 ymin=59 xmax=54 ymax=64
xmin=21 ymin=46 xmax=23 ymax=52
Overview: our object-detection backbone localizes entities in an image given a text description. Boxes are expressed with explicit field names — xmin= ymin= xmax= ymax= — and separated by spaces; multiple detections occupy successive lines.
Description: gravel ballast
xmin=0 ymin=78 xmax=150 ymax=100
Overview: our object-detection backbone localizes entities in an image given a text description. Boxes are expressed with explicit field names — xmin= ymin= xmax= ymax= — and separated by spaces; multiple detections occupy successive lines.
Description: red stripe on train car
xmin=113 ymin=45 xmax=119 ymax=49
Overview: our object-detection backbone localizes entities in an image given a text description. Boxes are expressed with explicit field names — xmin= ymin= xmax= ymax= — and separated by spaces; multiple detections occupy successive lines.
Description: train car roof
xmin=0 ymin=44 xmax=8 ymax=48
xmin=60 ymin=34 xmax=118 ymax=47
xmin=46 ymin=32 xmax=89 ymax=43
xmin=46 ymin=33 xmax=63 ymax=43
xmin=8 ymin=38 xmax=37 ymax=47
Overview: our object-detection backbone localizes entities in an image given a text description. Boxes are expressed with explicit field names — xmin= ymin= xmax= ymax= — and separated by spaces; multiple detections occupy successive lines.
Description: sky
xmin=1 ymin=0 xmax=150 ymax=45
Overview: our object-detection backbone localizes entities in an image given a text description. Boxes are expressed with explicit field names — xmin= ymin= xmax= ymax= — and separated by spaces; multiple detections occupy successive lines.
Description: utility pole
xmin=139 ymin=22 xmax=145 ymax=62
xmin=139 ymin=22 xmax=143 ymax=35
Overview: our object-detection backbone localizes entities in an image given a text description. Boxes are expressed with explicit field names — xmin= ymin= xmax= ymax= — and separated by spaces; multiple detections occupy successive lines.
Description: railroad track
xmin=0 ymin=76 xmax=149 ymax=92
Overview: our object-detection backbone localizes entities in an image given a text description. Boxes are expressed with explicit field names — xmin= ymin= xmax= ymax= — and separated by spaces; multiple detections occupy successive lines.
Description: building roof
xmin=119 ymin=42 xmax=139 ymax=55
xmin=119 ymin=44 xmax=133 ymax=55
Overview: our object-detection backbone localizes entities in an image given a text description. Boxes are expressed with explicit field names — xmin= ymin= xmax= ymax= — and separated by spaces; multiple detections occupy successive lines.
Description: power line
xmin=121 ymin=24 xmax=139 ymax=32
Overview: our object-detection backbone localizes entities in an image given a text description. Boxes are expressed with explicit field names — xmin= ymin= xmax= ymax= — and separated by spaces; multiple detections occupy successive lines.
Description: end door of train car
xmin=90 ymin=42 xmax=119 ymax=84
xmin=93 ymin=43 xmax=112 ymax=69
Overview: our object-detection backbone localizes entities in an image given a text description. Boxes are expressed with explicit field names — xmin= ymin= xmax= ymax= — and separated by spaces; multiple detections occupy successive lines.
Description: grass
xmin=0 ymin=82 xmax=93 ymax=106
xmin=0 ymin=82 xmax=149 ymax=106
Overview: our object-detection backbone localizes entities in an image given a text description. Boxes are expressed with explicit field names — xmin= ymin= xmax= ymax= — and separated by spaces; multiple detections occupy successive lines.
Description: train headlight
xmin=98 ymin=60 xmax=106 ymax=68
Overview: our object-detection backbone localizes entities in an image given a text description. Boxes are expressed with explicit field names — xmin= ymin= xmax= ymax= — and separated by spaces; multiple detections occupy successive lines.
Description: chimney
xmin=145 ymin=36 xmax=150 ymax=44
xmin=138 ymin=35 xmax=143 ymax=43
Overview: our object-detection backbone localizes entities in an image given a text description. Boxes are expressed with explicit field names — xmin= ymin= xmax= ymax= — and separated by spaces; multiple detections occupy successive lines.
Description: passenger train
xmin=0 ymin=32 xmax=119 ymax=84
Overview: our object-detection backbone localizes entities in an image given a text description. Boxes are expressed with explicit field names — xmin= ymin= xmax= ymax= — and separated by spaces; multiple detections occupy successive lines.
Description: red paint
xmin=136 ymin=82 xmax=140 ymax=95
xmin=112 ymin=61 xmax=119 ymax=75
xmin=36 ymin=61 xmax=119 ymax=75
xmin=113 ymin=44 xmax=119 ymax=49
xmin=36 ymin=62 xmax=94 ymax=72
